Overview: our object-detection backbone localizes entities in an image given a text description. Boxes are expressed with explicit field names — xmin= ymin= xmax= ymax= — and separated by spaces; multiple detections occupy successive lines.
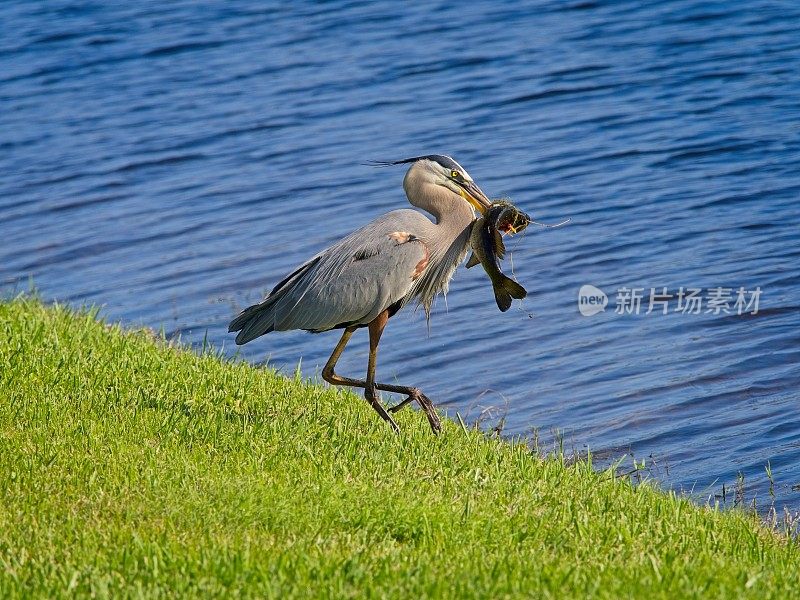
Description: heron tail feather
xmin=229 ymin=299 xmax=278 ymax=344
xmin=229 ymin=256 xmax=322 ymax=344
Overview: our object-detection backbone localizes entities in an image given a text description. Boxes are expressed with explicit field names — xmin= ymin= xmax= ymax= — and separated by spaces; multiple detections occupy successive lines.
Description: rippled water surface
xmin=2 ymin=1 xmax=799 ymax=509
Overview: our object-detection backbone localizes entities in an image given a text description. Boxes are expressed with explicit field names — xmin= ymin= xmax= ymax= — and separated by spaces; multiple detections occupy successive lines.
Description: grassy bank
xmin=1 ymin=298 xmax=798 ymax=598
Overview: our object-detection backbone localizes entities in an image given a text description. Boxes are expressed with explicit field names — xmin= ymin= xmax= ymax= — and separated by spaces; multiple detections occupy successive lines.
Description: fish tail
xmin=493 ymin=277 xmax=527 ymax=312
xmin=504 ymin=278 xmax=527 ymax=300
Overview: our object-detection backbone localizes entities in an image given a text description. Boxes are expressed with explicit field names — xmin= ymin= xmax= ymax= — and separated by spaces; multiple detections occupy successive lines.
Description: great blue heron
xmin=229 ymin=155 xmax=495 ymax=434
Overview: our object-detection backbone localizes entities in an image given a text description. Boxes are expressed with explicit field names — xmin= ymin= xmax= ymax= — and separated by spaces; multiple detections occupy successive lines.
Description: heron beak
xmin=457 ymin=180 xmax=492 ymax=215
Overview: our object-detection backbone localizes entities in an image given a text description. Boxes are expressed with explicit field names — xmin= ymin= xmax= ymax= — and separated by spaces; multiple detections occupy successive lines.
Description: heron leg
xmin=380 ymin=383 xmax=441 ymax=434
xmin=321 ymin=326 xmax=360 ymax=387
xmin=320 ymin=316 xmax=440 ymax=434
xmin=367 ymin=311 xmax=441 ymax=433
xmin=321 ymin=323 xmax=399 ymax=433
xmin=365 ymin=311 xmax=400 ymax=433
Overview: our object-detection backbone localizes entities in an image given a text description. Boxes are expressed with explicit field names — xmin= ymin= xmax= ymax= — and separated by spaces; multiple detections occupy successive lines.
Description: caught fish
xmin=466 ymin=201 xmax=530 ymax=312
xmin=493 ymin=200 xmax=531 ymax=235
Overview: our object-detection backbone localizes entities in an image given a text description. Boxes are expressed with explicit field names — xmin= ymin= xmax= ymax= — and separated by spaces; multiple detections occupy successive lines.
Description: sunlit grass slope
xmin=1 ymin=298 xmax=798 ymax=598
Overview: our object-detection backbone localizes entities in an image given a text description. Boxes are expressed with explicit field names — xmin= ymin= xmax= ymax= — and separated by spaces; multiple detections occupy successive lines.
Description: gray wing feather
xmin=229 ymin=210 xmax=430 ymax=343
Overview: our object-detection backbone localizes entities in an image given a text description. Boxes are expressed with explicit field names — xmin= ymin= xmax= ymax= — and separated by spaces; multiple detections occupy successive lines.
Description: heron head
xmin=376 ymin=154 xmax=492 ymax=214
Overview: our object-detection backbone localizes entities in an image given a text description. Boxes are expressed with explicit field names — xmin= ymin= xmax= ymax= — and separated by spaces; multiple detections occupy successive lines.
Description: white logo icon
xmin=578 ymin=285 xmax=608 ymax=316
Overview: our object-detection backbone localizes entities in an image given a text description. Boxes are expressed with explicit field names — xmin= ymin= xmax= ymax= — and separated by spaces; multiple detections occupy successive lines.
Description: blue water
xmin=2 ymin=1 xmax=799 ymax=511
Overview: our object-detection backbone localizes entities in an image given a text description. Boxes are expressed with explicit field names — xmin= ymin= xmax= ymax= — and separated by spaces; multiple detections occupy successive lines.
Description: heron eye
xmin=450 ymin=170 xmax=460 ymax=179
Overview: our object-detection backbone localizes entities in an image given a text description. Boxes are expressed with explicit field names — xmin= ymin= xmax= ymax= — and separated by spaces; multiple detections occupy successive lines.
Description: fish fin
xmin=494 ymin=230 xmax=506 ymax=261
xmin=465 ymin=252 xmax=480 ymax=268
xmin=493 ymin=277 xmax=527 ymax=312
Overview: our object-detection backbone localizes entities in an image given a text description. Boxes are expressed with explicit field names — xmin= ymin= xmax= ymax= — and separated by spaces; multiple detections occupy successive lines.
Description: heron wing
xmin=230 ymin=210 xmax=431 ymax=343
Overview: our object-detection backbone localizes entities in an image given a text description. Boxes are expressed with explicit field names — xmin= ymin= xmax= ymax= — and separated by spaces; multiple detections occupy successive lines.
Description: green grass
xmin=1 ymin=297 xmax=798 ymax=598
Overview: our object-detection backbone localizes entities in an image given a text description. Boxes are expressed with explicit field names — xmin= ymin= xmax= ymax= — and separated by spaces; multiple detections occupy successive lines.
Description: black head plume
xmin=366 ymin=154 xmax=463 ymax=171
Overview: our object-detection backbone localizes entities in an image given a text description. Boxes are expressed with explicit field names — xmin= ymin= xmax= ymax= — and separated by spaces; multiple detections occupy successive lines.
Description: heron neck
xmin=434 ymin=194 xmax=475 ymax=232
xmin=405 ymin=177 xmax=475 ymax=233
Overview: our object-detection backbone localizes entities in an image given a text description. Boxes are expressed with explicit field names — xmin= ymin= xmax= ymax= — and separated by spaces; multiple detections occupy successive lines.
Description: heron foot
xmin=365 ymin=385 xmax=400 ymax=433
xmin=388 ymin=388 xmax=441 ymax=434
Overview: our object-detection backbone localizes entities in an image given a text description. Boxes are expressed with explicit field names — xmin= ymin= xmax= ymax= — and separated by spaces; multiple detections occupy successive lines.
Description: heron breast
xmin=412 ymin=246 xmax=429 ymax=281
